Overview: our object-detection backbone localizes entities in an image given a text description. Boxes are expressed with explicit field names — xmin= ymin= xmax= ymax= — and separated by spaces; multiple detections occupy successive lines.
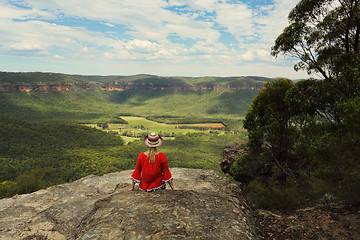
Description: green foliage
xmin=0 ymin=72 xmax=89 ymax=84
xmin=233 ymin=0 xmax=360 ymax=209
xmin=272 ymin=0 xmax=360 ymax=80
xmin=162 ymin=132 xmax=246 ymax=171
xmin=244 ymin=78 xmax=299 ymax=170
xmin=98 ymin=123 xmax=109 ymax=129
xmin=0 ymin=88 xmax=256 ymax=129
xmin=0 ymin=91 xmax=122 ymax=123
xmin=246 ymin=178 xmax=309 ymax=210
xmin=15 ymin=168 xmax=55 ymax=194
xmin=231 ymin=76 xmax=359 ymax=208
xmin=0 ymin=72 xmax=270 ymax=88
xmin=0 ymin=181 xmax=17 ymax=198
xmin=0 ymin=116 xmax=126 ymax=198
xmin=305 ymin=96 xmax=360 ymax=204
xmin=0 ymin=116 xmax=124 ymax=161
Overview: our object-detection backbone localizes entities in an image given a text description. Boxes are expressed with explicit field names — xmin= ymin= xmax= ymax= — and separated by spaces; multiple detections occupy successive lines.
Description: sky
xmin=0 ymin=0 xmax=310 ymax=79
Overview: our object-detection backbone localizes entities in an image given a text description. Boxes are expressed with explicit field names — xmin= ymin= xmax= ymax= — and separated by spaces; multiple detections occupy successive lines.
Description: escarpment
xmin=0 ymin=72 xmax=268 ymax=93
xmin=0 ymin=168 xmax=258 ymax=240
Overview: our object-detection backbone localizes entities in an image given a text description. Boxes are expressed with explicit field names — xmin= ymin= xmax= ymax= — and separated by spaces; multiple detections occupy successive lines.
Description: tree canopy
xmin=231 ymin=0 xmax=360 ymax=209
xmin=272 ymin=0 xmax=360 ymax=80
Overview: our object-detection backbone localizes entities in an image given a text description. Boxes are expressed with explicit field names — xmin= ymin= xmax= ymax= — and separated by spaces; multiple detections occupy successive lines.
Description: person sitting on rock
xmin=130 ymin=132 xmax=177 ymax=191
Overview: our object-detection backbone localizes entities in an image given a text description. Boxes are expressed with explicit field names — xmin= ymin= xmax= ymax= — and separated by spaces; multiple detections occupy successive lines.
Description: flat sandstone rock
xmin=0 ymin=168 xmax=258 ymax=239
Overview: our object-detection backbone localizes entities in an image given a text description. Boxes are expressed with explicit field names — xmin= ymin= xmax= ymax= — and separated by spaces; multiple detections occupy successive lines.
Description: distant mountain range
xmin=0 ymin=72 xmax=273 ymax=93
xmin=0 ymin=71 xmax=276 ymax=127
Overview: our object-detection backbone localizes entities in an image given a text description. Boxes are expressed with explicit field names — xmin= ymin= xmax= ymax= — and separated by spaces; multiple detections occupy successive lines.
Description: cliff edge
xmin=0 ymin=168 xmax=258 ymax=240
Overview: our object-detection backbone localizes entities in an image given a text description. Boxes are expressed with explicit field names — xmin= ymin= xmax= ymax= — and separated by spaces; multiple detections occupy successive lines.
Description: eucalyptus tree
xmin=272 ymin=0 xmax=360 ymax=125
xmin=272 ymin=0 xmax=360 ymax=81
xmin=231 ymin=0 xmax=360 ymax=208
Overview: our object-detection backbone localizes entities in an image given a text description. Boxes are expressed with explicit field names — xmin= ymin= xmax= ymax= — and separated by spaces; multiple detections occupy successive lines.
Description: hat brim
xmin=144 ymin=136 xmax=163 ymax=147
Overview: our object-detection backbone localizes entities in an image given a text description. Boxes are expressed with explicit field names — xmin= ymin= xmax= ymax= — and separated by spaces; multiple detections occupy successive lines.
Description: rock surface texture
xmin=0 ymin=168 xmax=258 ymax=240
xmin=221 ymin=141 xmax=248 ymax=174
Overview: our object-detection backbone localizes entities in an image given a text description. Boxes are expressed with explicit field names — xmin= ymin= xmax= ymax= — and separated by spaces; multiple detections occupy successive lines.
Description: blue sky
xmin=0 ymin=0 xmax=309 ymax=79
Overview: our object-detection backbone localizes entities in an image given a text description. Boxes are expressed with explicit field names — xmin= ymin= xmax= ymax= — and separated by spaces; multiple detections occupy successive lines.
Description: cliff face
xmin=0 ymin=82 xmax=262 ymax=93
xmin=0 ymin=168 xmax=258 ymax=240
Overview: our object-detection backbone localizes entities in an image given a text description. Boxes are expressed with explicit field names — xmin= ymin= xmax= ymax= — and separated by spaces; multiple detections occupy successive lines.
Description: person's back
xmin=130 ymin=132 xmax=177 ymax=191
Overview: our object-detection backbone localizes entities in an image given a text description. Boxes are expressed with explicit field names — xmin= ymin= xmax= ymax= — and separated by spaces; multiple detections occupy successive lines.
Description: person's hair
xmin=148 ymin=147 xmax=157 ymax=163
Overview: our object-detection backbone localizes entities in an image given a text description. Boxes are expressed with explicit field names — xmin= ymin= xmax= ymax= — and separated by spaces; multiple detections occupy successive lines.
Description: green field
xmin=85 ymin=116 xmax=189 ymax=133
xmin=84 ymin=116 xmax=232 ymax=144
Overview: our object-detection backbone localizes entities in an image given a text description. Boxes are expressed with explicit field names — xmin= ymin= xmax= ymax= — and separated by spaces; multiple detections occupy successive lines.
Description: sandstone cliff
xmin=0 ymin=168 xmax=258 ymax=240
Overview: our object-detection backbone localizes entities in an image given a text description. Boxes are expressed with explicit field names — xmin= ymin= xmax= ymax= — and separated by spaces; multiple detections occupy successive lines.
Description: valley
xmin=0 ymin=72 xmax=267 ymax=130
xmin=0 ymin=71 xmax=255 ymax=199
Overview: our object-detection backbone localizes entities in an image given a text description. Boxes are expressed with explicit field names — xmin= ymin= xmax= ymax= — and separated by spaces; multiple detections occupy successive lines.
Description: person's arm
xmin=160 ymin=153 xmax=178 ymax=190
xmin=130 ymin=153 xmax=142 ymax=190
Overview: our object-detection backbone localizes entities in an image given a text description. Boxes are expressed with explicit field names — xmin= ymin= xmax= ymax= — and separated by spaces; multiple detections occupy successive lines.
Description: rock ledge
xmin=0 ymin=168 xmax=258 ymax=240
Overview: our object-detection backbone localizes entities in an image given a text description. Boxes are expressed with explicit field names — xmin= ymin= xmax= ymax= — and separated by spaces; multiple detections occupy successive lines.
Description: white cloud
xmin=0 ymin=0 xmax=310 ymax=79
xmin=126 ymin=40 xmax=160 ymax=53
xmin=215 ymin=2 xmax=254 ymax=40
xmin=256 ymin=0 xmax=299 ymax=42
xmin=189 ymin=40 xmax=228 ymax=56
xmin=183 ymin=0 xmax=218 ymax=11
xmin=0 ymin=2 xmax=55 ymax=20
xmin=0 ymin=19 xmax=104 ymax=56
xmin=54 ymin=54 xmax=64 ymax=59
xmin=104 ymin=39 xmax=185 ymax=61
xmin=101 ymin=22 xmax=116 ymax=28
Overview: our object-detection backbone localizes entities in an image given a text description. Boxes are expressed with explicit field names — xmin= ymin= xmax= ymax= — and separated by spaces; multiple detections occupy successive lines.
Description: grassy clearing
xmin=91 ymin=116 xmax=226 ymax=134
xmin=177 ymin=123 xmax=225 ymax=128
xmin=120 ymin=116 xmax=204 ymax=134
xmin=83 ymin=116 xmax=230 ymax=143
xmin=121 ymin=136 xmax=139 ymax=144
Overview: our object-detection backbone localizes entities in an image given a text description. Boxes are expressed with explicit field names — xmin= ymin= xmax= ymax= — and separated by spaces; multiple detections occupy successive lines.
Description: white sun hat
xmin=144 ymin=132 xmax=163 ymax=147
